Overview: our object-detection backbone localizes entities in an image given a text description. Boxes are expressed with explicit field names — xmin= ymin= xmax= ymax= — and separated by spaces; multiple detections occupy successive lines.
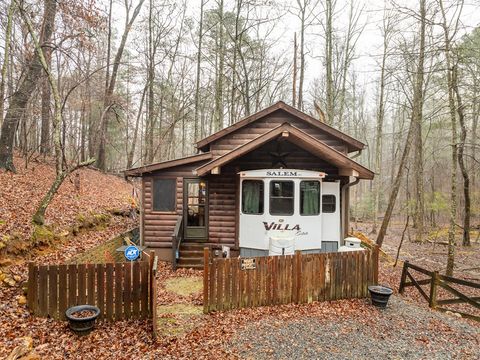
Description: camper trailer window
xmin=153 ymin=178 xmax=176 ymax=211
xmin=322 ymin=194 xmax=336 ymax=213
xmin=300 ymin=181 xmax=320 ymax=215
xmin=242 ymin=180 xmax=264 ymax=214
xmin=269 ymin=181 xmax=294 ymax=215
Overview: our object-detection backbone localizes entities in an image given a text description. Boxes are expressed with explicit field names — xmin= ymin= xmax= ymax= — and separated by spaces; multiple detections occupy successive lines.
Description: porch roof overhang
xmin=124 ymin=152 xmax=212 ymax=176
xmin=194 ymin=123 xmax=374 ymax=180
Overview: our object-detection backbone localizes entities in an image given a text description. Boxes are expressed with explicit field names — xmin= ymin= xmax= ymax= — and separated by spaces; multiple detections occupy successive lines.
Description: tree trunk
xmin=214 ymin=0 xmax=225 ymax=132
xmin=0 ymin=0 xmax=14 ymax=126
xmin=0 ymin=0 xmax=56 ymax=172
xmin=452 ymin=66 xmax=470 ymax=247
xmin=439 ymin=0 xmax=460 ymax=276
xmin=194 ymin=0 xmax=205 ymax=141
xmin=325 ymin=0 xmax=334 ymax=124
xmin=412 ymin=0 xmax=426 ymax=243
xmin=376 ymin=0 xmax=426 ymax=248
xmin=372 ymin=12 xmax=390 ymax=234
xmin=40 ymin=47 xmax=52 ymax=156
xmin=298 ymin=3 xmax=306 ymax=111
xmin=127 ymin=85 xmax=147 ymax=169
xmin=292 ymin=32 xmax=297 ymax=108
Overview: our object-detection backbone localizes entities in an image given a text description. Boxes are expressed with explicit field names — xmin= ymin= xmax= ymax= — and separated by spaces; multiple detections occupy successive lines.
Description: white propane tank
xmin=269 ymin=231 xmax=295 ymax=256
xmin=338 ymin=237 xmax=364 ymax=252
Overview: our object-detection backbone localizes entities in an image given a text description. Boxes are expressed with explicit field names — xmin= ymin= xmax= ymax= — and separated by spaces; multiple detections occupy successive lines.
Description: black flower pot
xmin=368 ymin=285 xmax=393 ymax=308
xmin=65 ymin=305 xmax=101 ymax=335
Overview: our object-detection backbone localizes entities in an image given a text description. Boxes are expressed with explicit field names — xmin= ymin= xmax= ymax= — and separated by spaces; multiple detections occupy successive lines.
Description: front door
xmin=184 ymin=179 xmax=208 ymax=240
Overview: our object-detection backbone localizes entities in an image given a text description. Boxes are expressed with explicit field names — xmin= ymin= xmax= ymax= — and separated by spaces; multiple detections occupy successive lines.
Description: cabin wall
xmin=207 ymin=175 xmax=237 ymax=248
xmin=141 ymin=164 xmax=203 ymax=261
xmin=209 ymin=110 xmax=348 ymax=157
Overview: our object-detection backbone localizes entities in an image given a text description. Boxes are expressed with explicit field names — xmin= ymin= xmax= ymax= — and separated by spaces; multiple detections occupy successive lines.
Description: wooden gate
xmin=27 ymin=253 xmax=157 ymax=321
xmin=203 ymin=247 xmax=379 ymax=313
xmin=399 ymin=261 xmax=480 ymax=322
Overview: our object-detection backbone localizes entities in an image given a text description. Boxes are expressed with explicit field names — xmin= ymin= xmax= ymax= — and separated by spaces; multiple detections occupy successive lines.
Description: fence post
xmin=399 ymin=260 xmax=409 ymax=294
xmin=149 ymin=250 xmax=155 ymax=315
xmin=203 ymin=247 xmax=210 ymax=314
xmin=294 ymin=250 xmax=302 ymax=304
xmin=429 ymin=271 xmax=438 ymax=308
xmin=372 ymin=245 xmax=379 ymax=285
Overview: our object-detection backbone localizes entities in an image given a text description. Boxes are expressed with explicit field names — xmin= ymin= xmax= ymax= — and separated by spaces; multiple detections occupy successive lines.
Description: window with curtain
xmin=153 ymin=178 xmax=176 ymax=211
xmin=242 ymin=180 xmax=264 ymax=214
xmin=300 ymin=181 xmax=320 ymax=215
xmin=270 ymin=181 xmax=294 ymax=215
xmin=322 ymin=194 xmax=336 ymax=213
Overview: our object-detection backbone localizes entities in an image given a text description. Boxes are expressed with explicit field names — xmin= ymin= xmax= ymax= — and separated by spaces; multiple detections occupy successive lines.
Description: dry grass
xmin=164 ymin=276 xmax=203 ymax=297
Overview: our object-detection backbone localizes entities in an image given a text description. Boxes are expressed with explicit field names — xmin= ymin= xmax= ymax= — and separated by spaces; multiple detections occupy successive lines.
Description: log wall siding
xmin=210 ymin=111 xmax=348 ymax=156
xmin=208 ymin=175 xmax=237 ymax=247
xmin=143 ymin=176 xmax=183 ymax=247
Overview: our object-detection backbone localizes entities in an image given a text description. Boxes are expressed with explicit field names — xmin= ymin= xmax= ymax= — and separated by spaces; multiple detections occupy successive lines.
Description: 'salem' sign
xmin=240 ymin=258 xmax=256 ymax=270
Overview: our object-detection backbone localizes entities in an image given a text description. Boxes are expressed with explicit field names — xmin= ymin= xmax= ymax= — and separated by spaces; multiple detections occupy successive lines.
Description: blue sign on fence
xmin=124 ymin=245 xmax=140 ymax=261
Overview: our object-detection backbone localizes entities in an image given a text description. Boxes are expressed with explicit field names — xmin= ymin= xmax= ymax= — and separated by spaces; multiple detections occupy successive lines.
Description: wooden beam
xmin=339 ymin=168 xmax=359 ymax=177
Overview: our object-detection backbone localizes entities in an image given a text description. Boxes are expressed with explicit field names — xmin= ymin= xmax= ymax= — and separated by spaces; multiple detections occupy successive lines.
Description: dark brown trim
xmin=195 ymin=123 xmax=374 ymax=179
xmin=196 ymin=101 xmax=365 ymax=152
xmin=124 ymin=153 xmax=212 ymax=176
xmin=235 ymin=174 xmax=240 ymax=248
xmin=140 ymin=177 xmax=145 ymax=246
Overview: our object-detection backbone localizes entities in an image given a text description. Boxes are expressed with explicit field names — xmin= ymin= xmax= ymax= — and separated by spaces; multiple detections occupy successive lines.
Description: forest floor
xmin=1 ymin=155 xmax=478 ymax=359
xmin=353 ymin=220 xmax=480 ymax=280
xmin=0 ymin=153 xmax=137 ymax=265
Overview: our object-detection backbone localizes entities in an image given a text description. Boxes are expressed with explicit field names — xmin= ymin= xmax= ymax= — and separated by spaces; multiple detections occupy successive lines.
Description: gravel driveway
xmin=229 ymin=296 xmax=480 ymax=360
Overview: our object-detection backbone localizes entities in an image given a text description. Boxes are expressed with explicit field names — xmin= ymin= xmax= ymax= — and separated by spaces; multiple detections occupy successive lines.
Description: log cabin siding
xmin=143 ymin=176 xmax=183 ymax=248
xmin=207 ymin=175 xmax=237 ymax=247
xmin=209 ymin=111 xmax=348 ymax=156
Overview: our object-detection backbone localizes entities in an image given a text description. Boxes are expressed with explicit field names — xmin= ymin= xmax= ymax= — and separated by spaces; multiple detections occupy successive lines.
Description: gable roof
xmin=196 ymin=101 xmax=365 ymax=153
xmin=125 ymin=152 xmax=212 ymax=176
xmin=194 ymin=123 xmax=374 ymax=179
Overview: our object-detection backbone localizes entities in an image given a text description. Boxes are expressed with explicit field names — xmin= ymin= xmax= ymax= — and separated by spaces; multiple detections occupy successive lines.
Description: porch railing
xmin=171 ymin=216 xmax=184 ymax=270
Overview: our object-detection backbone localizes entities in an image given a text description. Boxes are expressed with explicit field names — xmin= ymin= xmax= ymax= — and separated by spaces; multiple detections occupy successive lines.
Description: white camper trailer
xmin=238 ymin=169 xmax=341 ymax=257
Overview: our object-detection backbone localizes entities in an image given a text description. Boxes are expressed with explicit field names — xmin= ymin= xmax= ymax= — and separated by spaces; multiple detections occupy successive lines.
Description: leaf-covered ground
xmin=0 ymin=153 xmax=135 ymax=255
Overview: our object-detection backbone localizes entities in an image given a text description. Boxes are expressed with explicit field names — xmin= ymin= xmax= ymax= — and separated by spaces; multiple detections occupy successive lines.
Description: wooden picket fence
xmin=399 ymin=261 xmax=480 ymax=322
xmin=27 ymin=252 xmax=157 ymax=321
xmin=203 ymin=247 xmax=379 ymax=313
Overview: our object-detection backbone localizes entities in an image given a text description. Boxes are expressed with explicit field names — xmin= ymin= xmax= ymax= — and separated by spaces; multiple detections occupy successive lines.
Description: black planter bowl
xmin=368 ymin=285 xmax=393 ymax=308
xmin=65 ymin=305 xmax=101 ymax=335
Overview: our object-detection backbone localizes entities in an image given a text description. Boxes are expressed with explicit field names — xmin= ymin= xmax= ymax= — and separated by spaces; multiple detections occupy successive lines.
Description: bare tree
xmin=377 ymin=0 xmax=427 ymax=248
xmin=0 ymin=0 xmax=14 ymax=125
xmin=438 ymin=0 xmax=463 ymax=276
xmin=96 ymin=0 xmax=146 ymax=170
xmin=0 ymin=0 xmax=56 ymax=172
xmin=372 ymin=8 xmax=393 ymax=234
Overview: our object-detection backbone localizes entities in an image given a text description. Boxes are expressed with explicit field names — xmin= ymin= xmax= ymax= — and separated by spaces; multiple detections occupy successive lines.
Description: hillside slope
xmin=0 ymin=153 xmax=136 ymax=260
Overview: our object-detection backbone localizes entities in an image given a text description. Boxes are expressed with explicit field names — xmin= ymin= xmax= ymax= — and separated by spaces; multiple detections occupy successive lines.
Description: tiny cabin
xmin=125 ymin=101 xmax=374 ymax=268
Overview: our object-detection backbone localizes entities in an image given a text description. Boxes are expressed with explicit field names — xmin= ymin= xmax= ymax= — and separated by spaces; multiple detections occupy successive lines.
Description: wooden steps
xmin=177 ymin=242 xmax=206 ymax=269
